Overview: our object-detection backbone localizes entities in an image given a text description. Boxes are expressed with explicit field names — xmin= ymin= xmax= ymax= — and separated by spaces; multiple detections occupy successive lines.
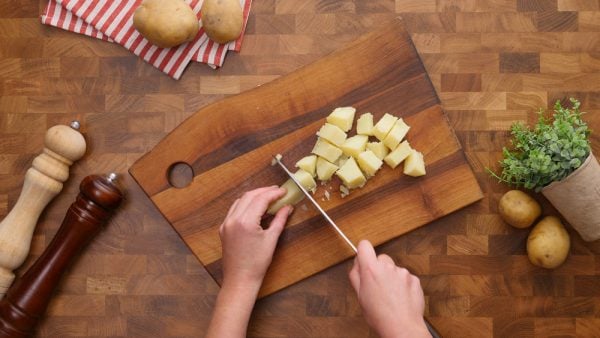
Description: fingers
xmin=357 ymin=240 xmax=378 ymax=274
xmin=267 ymin=205 xmax=293 ymax=238
xmin=348 ymin=258 xmax=360 ymax=293
xmin=225 ymin=198 xmax=240 ymax=219
xmin=377 ymin=254 xmax=395 ymax=266
xmin=233 ymin=186 xmax=285 ymax=223
xmin=234 ymin=186 xmax=279 ymax=214
xmin=220 ymin=198 xmax=240 ymax=236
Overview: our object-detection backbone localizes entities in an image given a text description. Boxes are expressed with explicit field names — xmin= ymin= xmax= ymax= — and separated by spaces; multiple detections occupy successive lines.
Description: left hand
xmin=219 ymin=186 xmax=293 ymax=290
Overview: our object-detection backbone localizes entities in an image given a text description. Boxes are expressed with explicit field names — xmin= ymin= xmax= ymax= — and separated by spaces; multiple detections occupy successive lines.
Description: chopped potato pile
xmin=267 ymin=107 xmax=426 ymax=214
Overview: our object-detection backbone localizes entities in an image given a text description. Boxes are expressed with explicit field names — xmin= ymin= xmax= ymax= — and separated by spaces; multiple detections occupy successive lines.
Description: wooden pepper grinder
xmin=0 ymin=173 xmax=123 ymax=337
xmin=0 ymin=121 xmax=86 ymax=297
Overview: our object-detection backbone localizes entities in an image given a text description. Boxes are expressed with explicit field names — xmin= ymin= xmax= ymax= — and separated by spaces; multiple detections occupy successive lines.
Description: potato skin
xmin=133 ymin=0 xmax=199 ymax=48
xmin=498 ymin=190 xmax=541 ymax=228
xmin=201 ymin=0 xmax=243 ymax=44
xmin=527 ymin=216 xmax=570 ymax=269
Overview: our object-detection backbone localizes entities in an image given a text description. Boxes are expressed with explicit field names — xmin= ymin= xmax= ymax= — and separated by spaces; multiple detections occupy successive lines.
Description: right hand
xmin=349 ymin=240 xmax=430 ymax=338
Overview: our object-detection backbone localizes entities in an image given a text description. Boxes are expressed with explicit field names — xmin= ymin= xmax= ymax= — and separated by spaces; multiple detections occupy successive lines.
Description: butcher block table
xmin=1 ymin=0 xmax=600 ymax=337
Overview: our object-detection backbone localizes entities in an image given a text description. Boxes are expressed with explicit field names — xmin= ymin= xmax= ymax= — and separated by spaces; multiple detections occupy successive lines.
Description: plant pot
xmin=542 ymin=151 xmax=600 ymax=242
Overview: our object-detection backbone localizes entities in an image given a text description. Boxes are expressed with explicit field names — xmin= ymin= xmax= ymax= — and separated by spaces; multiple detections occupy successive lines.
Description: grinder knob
xmin=0 ymin=122 xmax=86 ymax=297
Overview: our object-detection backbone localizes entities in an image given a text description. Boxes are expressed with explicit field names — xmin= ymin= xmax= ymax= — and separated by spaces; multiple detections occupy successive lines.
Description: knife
xmin=273 ymin=156 xmax=358 ymax=254
xmin=273 ymin=157 xmax=441 ymax=338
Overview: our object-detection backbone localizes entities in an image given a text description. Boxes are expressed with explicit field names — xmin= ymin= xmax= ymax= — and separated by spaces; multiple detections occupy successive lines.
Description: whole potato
xmin=498 ymin=190 xmax=541 ymax=228
xmin=201 ymin=0 xmax=243 ymax=44
xmin=133 ymin=0 xmax=199 ymax=48
xmin=527 ymin=216 xmax=570 ymax=269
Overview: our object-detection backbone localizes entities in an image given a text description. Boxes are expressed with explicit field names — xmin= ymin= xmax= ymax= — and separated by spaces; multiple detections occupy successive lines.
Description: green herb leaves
xmin=489 ymin=98 xmax=591 ymax=192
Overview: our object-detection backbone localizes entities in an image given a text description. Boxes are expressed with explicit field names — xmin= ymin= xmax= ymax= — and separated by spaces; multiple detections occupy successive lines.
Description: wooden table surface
xmin=1 ymin=0 xmax=600 ymax=337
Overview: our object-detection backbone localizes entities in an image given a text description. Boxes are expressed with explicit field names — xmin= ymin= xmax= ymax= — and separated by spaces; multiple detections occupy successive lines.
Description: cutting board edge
xmin=255 ymin=187 xmax=485 ymax=298
xmin=127 ymin=17 xmax=488 ymax=299
xmin=127 ymin=170 xmax=207 ymax=268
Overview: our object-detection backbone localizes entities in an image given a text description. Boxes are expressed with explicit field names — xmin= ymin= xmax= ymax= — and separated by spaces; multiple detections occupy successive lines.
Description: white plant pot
xmin=542 ymin=151 xmax=600 ymax=242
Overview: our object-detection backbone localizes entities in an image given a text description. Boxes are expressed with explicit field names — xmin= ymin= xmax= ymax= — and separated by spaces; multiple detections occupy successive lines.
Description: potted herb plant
xmin=490 ymin=98 xmax=600 ymax=242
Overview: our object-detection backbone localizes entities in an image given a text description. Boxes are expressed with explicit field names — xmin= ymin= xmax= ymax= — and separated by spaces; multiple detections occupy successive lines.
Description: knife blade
xmin=273 ymin=156 xmax=358 ymax=253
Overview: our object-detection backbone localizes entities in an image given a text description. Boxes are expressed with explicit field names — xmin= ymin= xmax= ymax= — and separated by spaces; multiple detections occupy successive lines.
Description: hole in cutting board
xmin=167 ymin=162 xmax=194 ymax=188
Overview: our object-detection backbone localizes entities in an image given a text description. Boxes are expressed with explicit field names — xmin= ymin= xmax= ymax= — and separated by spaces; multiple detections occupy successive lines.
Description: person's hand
xmin=349 ymin=240 xmax=430 ymax=338
xmin=219 ymin=186 xmax=293 ymax=291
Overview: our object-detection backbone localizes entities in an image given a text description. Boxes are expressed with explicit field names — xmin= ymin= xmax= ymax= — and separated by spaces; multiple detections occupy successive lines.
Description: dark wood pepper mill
xmin=0 ymin=173 xmax=123 ymax=338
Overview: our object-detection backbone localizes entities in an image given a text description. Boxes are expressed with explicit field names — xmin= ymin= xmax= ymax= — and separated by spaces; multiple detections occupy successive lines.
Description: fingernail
xmin=288 ymin=206 xmax=294 ymax=215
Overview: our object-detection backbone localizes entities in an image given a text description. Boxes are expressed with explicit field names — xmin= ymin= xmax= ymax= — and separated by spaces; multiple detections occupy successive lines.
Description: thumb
xmin=267 ymin=205 xmax=292 ymax=239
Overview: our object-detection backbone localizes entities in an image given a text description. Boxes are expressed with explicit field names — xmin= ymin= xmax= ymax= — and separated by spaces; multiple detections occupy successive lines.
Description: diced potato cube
xmin=366 ymin=142 xmax=389 ymax=160
xmin=373 ymin=113 xmax=399 ymax=141
xmin=357 ymin=150 xmax=383 ymax=177
xmin=340 ymin=135 xmax=368 ymax=158
xmin=336 ymin=157 xmax=366 ymax=189
xmin=326 ymin=107 xmax=356 ymax=132
xmin=311 ymin=138 xmax=343 ymax=163
xmin=316 ymin=123 xmax=347 ymax=146
xmin=294 ymin=169 xmax=317 ymax=191
xmin=267 ymin=179 xmax=302 ymax=214
xmin=357 ymin=113 xmax=374 ymax=136
xmin=384 ymin=140 xmax=411 ymax=169
xmin=336 ymin=155 xmax=349 ymax=168
xmin=383 ymin=119 xmax=410 ymax=150
xmin=403 ymin=149 xmax=426 ymax=177
xmin=295 ymin=155 xmax=317 ymax=177
xmin=267 ymin=169 xmax=316 ymax=214
xmin=316 ymin=156 xmax=338 ymax=181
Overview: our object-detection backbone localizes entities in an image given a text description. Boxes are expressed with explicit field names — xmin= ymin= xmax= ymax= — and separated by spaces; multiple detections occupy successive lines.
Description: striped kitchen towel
xmin=41 ymin=0 xmax=252 ymax=78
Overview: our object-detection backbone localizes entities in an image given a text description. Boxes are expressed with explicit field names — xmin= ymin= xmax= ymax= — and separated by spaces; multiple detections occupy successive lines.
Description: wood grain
xmin=130 ymin=20 xmax=483 ymax=297
xmin=1 ymin=0 xmax=600 ymax=336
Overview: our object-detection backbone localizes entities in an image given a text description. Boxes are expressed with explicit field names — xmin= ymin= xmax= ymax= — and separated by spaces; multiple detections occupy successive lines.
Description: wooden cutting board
xmin=129 ymin=18 xmax=483 ymax=298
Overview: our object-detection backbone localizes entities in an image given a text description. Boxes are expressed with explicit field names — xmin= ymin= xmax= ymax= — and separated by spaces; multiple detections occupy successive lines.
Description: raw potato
xmin=367 ymin=142 xmax=389 ymax=160
xmin=267 ymin=179 xmax=302 ymax=215
xmin=295 ymin=155 xmax=317 ymax=177
xmin=498 ymin=190 xmax=542 ymax=228
xmin=294 ymin=169 xmax=317 ymax=192
xmin=527 ymin=216 xmax=570 ymax=269
xmin=340 ymin=135 xmax=368 ymax=158
xmin=383 ymin=119 xmax=410 ymax=150
xmin=384 ymin=140 xmax=411 ymax=169
xmin=316 ymin=157 xmax=339 ymax=181
xmin=403 ymin=149 xmax=426 ymax=177
xmin=267 ymin=169 xmax=316 ymax=215
xmin=317 ymin=123 xmax=347 ymax=147
xmin=133 ymin=0 xmax=199 ymax=48
xmin=336 ymin=157 xmax=366 ymax=189
xmin=326 ymin=107 xmax=356 ymax=132
xmin=357 ymin=113 xmax=374 ymax=136
xmin=201 ymin=0 xmax=244 ymax=44
xmin=270 ymin=108 xmax=425 ymax=204
xmin=373 ymin=113 xmax=399 ymax=141
xmin=311 ymin=138 xmax=343 ymax=163
xmin=357 ymin=150 xmax=383 ymax=177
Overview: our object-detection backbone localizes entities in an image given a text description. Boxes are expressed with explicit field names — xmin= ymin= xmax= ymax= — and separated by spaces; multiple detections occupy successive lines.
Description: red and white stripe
xmin=41 ymin=0 xmax=252 ymax=79
xmin=41 ymin=0 xmax=112 ymax=41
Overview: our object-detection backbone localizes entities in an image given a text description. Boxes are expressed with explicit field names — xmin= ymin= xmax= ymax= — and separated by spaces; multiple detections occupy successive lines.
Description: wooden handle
xmin=0 ymin=123 xmax=86 ymax=297
xmin=0 ymin=174 xmax=123 ymax=338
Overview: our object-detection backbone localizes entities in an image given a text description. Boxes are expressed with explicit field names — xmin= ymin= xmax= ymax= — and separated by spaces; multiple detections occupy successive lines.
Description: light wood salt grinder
xmin=0 ymin=121 xmax=86 ymax=298
xmin=0 ymin=174 xmax=123 ymax=337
